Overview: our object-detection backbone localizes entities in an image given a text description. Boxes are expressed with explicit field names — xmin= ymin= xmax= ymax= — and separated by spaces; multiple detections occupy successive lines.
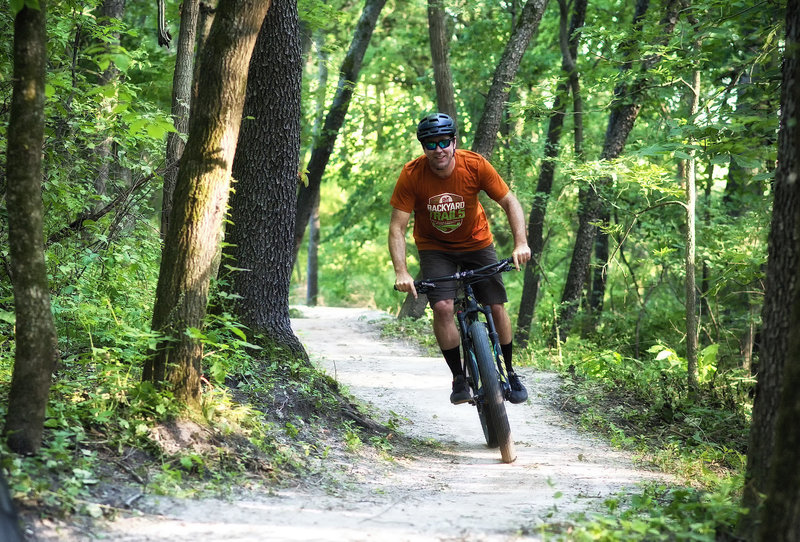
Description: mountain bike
xmin=405 ymin=257 xmax=517 ymax=463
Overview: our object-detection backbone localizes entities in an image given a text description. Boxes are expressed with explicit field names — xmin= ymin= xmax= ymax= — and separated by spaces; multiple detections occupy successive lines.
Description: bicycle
xmin=403 ymin=257 xmax=517 ymax=463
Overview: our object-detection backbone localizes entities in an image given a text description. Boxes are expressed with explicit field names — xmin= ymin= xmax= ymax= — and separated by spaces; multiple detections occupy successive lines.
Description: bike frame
xmin=405 ymin=257 xmax=517 ymax=462
xmin=455 ymin=278 xmax=512 ymax=404
xmin=414 ymin=258 xmax=514 ymax=403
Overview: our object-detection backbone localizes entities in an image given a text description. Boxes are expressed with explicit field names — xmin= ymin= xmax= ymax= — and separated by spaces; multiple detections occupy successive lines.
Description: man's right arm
xmin=388 ymin=208 xmax=417 ymax=298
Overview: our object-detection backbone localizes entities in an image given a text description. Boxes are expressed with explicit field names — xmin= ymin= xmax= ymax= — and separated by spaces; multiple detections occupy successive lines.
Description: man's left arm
xmin=497 ymin=192 xmax=531 ymax=270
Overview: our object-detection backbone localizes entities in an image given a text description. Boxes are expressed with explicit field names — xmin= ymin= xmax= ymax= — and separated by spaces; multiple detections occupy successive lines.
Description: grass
xmin=519 ymin=338 xmax=751 ymax=541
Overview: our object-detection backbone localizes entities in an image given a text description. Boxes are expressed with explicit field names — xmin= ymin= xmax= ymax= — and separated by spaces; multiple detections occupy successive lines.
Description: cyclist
xmin=389 ymin=112 xmax=532 ymax=405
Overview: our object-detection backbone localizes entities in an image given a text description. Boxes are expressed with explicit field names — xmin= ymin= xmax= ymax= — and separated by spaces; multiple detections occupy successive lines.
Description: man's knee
xmin=432 ymin=299 xmax=455 ymax=319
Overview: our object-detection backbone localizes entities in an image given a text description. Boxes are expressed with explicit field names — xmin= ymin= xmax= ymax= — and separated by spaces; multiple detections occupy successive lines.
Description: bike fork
xmin=457 ymin=310 xmax=482 ymax=405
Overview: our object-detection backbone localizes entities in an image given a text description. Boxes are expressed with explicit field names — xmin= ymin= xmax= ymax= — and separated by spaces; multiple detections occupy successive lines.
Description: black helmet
xmin=416 ymin=113 xmax=457 ymax=141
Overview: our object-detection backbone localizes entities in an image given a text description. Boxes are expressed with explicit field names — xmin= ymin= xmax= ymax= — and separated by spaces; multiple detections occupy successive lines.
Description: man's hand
xmin=511 ymin=244 xmax=532 ymax=271
xmin=394 ymin=271 xmax=418 ymax=299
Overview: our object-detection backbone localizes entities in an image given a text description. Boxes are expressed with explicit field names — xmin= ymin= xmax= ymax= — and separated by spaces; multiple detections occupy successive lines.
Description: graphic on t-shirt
xmin=427 ymin=193 xmax=465 ymax=234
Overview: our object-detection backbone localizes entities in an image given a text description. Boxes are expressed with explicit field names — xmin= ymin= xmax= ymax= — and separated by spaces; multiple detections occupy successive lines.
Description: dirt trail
xmin=36 ymin=306 xmax=667 ymax=541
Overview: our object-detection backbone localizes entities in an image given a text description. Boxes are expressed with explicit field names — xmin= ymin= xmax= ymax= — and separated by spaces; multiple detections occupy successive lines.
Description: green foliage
xmin=549 ymin=481 xmax=746 ymax=541
xmin=524 ymin=336 xmax=750 ymax=539
xmin=0 ymin=354 xmax=179 ymax=514
xmin=0 ymin=0 xmax=783 ymax=530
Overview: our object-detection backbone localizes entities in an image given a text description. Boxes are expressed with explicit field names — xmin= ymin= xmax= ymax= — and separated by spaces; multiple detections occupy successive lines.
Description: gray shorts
xmin=418 ymin=245 xmax=508 ymax=306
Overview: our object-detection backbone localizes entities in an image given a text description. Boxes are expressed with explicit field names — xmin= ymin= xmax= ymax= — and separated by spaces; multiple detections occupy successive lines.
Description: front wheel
xmin=468 ymin=321 xmax=515 ymax=463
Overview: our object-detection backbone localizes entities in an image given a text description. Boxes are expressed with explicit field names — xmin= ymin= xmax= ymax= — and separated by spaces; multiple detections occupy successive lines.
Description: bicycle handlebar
xmin=393 ymin=257 xmax=515 ymax=295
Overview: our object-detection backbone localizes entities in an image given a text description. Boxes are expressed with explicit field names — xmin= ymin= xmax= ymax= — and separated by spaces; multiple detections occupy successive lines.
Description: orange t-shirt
xmin=390 ymin=149 xmax=510 ymax=252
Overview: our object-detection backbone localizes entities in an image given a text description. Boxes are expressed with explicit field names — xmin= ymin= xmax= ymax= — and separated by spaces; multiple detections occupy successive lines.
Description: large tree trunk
xmin=144 ymin=0 xmax=271 ymax=405
xmin=741 ymin=0 xmax=800 ymax=536
xmin=293 ymin=0 xmax=387 ymax=261
xmin=552 ymin=0 xmax=682 ymax=343
xmin=516 ymin=0 xmax=586 ymax=346
xmin=225 ymin=0 xmax=306 ymax=359
xmin=161 ymin=0 xmax=201 ymax=237
xmin=3 ymin=0 xmax=60 ymax=455
xmin=471 ymin=0 xmax=548 ymax=159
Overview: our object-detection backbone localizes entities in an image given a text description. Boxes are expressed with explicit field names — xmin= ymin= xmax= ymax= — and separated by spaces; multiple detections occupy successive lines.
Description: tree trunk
xmin=471 ymin=0 xmax=548 ymax=159
xmin=3 ymin=0 xmax=60 ymax=455
xmin=427 ymin=0 xmax=457 ymax=123
xmin=588 ymin=211 xmax=609 ymax=319
xmin=684 ymin=66 xmax=701 ymax=396
xmin=294 ymin=0 xmax=387 ymax=261
xmin=192 ymin=2 xmax=218 ymax=107
xmin=306 ymin=207 xmax=320 ymax=306
xmin=161 ymin=0 xmax=201 ymax=237
xmin=305 ymin=30 xmax=327 ymax=308
xmin=516 ymin=0 xmax=586 ymax=346
xmin=144 ymin=0 xmax=271 ymax=405
xmin=225 ymin=0 xmax=306 ymax=359
xmin=741 ymin=0 xmax=800 ymax=536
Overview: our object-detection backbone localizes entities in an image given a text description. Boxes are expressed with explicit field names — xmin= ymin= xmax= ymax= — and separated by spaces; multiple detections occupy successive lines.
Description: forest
xmin=1 ymin=0 xmax=799 ymax=539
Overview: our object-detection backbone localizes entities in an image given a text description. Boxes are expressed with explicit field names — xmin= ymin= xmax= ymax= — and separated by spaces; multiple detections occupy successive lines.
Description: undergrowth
xmin=522 ymin=336 xmax=752 ymax=541
xmin=0 ymin=309 xmax=391 ymax=524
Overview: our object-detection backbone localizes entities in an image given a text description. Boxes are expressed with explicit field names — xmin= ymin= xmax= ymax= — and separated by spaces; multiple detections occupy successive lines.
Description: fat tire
xmin=469 ymin=321 xmax=516 ymax=463
xmin=467 ymin=354 xmax=498 ymax=448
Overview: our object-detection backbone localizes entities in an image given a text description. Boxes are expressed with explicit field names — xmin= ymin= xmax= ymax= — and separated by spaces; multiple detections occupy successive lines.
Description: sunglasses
xmin=422 ymin=138 xmax=454 ymax=151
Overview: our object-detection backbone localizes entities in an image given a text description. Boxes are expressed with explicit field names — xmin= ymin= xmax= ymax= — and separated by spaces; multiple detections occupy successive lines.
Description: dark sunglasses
xmin=422 ymin=138 xmax=454 ymax=151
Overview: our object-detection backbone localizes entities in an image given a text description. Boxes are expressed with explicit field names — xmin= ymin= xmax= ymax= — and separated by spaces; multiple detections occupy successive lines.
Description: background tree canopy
xmin=0 ymin=0 xmax=793 ymax=537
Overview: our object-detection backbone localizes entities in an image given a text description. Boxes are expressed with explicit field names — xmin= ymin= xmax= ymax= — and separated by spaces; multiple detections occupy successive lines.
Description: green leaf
xmin=127 ymin=118 xmax=148 ymax=136
xmin=185 ymin=327 xmax=206 ymax=340
xmin=111 ymin=54 xmax=131 ymax=73
xmin=710 ymin=154 xmax=731 ymax=165
xmin=227 ymin=325 xmax=247 ymax=341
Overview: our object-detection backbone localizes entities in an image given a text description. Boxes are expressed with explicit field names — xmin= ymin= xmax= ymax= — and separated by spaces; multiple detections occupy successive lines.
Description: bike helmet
xmin=416 ymin=113 xmax=457 ymax=141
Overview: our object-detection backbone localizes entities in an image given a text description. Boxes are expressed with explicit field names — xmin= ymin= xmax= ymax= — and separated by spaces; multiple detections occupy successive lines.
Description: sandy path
xmin=37 ymin=306 xmax=666 ymax=542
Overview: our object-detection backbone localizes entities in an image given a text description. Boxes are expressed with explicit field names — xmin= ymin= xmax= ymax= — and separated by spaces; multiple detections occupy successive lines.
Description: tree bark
xmin=471 ymin=0 xmax=548 ymax=159
xmin=427 ymin=0 xmax=457 ymax=124
xmin=191 ymin=2 xmax=218 ymax=107
xmin=684 ymin=65 xmax=701 ymax=396
xmin=224 ymin=0 xmax=307 ymax=359
xmin=306 ymin=206 xmax=320 ymax=306
xmin=3 ymin=0 xmax=60 ymax=455
xmin=294 ymin=0 xmax=387 ymax=261
xmin=305 ymin=30 xmax=327 ymax=308
xmin=144 ymin=0 xmax=271 ymax=405
xmin=742 ymin=0 xmax=800 ymax=536
xmin=161 ymin=0 xmax=201 ymax=237
xmin=515 ymin=0 xmax=586 ymax=346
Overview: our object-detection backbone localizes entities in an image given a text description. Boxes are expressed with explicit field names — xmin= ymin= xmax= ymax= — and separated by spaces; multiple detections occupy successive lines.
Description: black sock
xmin=442 ymin=346 xmax=462 ymax=377
xmin=501 ymin=342 xmax=513 ymax=373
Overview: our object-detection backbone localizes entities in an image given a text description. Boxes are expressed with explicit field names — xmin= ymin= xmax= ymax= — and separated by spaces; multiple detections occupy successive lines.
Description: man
xmin=389 ymin=112 xmax=532 ymax=405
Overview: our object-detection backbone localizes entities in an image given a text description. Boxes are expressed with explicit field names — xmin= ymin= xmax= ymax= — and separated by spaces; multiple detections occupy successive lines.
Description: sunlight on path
xmin=82 ymin=305 xmax=669 ymax=542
